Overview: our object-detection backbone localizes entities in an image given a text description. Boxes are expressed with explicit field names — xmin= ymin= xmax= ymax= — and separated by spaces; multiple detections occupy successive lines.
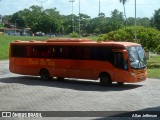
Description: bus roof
xmin=11 ymin=39 xmax=141 ymax=47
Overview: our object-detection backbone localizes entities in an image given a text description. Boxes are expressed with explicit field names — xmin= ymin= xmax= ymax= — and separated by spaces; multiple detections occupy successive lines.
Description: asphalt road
xmin=0 ymin=60 xmax=160 ymax=120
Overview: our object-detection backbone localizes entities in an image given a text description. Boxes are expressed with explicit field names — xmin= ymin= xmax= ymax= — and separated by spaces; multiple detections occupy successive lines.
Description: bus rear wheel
xmin=40 ymin=69 xmax=52 ymax=81
xmin=117 ymin=82 xmax=124 ymax=86
xmin=57 ymin=77 xmax=65 ymax=81
xmin=99 ymin=74 xmax=112 ymax=86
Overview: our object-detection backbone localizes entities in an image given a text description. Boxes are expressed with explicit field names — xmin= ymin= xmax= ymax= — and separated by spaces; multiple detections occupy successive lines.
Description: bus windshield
xmin=127 ymin=46 xmax=147 ymax=69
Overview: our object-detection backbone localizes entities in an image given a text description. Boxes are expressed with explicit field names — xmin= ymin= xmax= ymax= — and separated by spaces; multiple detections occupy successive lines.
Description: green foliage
xmin=156 ymin=45 xmax=160 ymax=54
xmin=0 ymin=23 xmax=4 ymax=28
xmin=62 ymin=15 xmax=76 ymax=34
xmin=127 ymin=17 xmax=150 ymax=27
xmin=99 ymin=26 xmax=160 ymax=51
xmin=88 ymin=10 xmax=124 ymax=34
xmin=9 ymin=6 xmax=63 ymax=34
xmin=150 ymin=8 xmax=160 ymax=30
xmin=69 ymin=32 xmax=79 ymax=38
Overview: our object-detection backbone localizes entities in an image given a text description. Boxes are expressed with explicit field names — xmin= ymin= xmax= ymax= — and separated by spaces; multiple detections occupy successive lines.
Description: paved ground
xmin=0 ymin=60 xmax=160 ymax=120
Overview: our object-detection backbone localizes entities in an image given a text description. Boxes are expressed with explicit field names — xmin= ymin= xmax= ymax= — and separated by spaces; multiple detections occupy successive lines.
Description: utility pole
xmin=79 ymin=0 xmax=81 ymax=37
xmin=69 ymin=0 xmax=75 ymax=33
xmin=99 ymin=0 xmax=101 ymax=16
xmin=15 ymin=19 xmax=19 ymax=36
xmin=134 ymin=0 xmax=137 ymax=41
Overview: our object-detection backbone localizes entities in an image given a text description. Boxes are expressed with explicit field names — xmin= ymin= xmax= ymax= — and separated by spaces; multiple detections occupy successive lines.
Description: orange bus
xmin=9 ymin=39 xmax=147 ymax=85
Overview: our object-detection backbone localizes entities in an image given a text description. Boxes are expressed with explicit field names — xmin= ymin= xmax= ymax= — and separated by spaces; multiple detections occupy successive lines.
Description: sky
xmin=0 ymin=0 xmax=160 ymax=18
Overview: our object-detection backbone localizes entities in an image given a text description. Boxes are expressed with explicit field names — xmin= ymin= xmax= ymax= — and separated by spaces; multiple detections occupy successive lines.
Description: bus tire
xmin=57 ymin=77 xmax=65 ymax=81
xmin=117 ymin=82 xmax=124 ymax=86
xmin=40 ymin=69 xmax=52 ymax=81
xmin=99 ymin=73 xmax=112 ymax=86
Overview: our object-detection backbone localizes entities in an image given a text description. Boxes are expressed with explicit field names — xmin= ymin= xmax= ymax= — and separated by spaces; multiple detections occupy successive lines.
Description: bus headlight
xmin=130 ymin=72 xmax=136 ymax=77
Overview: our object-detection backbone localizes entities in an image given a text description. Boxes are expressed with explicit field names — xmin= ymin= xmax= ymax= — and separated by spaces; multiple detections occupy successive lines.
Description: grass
xmin=147 ymin=69 xmax=160 ymax=79
xmin=147 ymin=55 xmax=160 ymax=79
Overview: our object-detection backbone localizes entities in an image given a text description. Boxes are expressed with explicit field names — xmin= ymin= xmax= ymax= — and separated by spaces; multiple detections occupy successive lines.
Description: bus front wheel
xmin=99 ymin=74 xmax=112 ymax=86
xmin=40 ymin=69 xmax=52 ymax=81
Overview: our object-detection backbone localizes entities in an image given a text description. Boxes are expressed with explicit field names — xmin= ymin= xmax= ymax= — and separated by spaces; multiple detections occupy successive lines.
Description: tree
xmin=127 ymin=17 xmax=150 ymax=27
xmin=26 ymin=5 xmax=45 ymax=33
xmin=10 ymin=9 xmax=30 ymax=28
xmin=86 ymin=17 xmax=98 ymax=34
xmin=119 ymin=0 xmax=128 ymax=25
xmin=79 ymin=13 xmax=91 ymax=35
xmin=108 ymin=9 xmax=124 ymax=31
xmin=9 ymin=5 xmax=63 ymax=34
xmin=43 ymin=8 xmax=63 ymax=34
xmin=87 ymin=16 xmax=107 ymax=34
xmin=62 ymin=14 xmax=79 ymax=34
xmin=98 ymin=12 xmax=105 ymax=18
xmin=150 ymin=8 xmax=160 ymax=30
xmin=86 ymin=10 xmax=124 ymax=34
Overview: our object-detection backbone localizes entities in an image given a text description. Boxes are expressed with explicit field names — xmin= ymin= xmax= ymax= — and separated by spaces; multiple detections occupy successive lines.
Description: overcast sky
xmin=0 ymin=0 xmax=160 ymax=18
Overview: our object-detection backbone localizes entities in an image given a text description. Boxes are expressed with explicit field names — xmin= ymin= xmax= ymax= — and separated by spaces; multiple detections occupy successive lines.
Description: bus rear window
xmin=11 ymin=45 xmax=26 ymax=57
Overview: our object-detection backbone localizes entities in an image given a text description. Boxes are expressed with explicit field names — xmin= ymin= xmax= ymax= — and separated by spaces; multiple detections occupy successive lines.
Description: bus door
xmin=113 ymin=52 xmax=126 ymax=82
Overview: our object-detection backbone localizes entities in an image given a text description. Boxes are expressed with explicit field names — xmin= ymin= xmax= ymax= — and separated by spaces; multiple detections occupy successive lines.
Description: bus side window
xmin=41 ymin=49 xmax=48 ymax=58
xmin=62 ymin=47 xmax=70 ymax=59
xmin=69 ymin=47 xmax=76 ymax=59
xmin=47 ymin=47 xmax=52 ymax=58
xmin=34 ymin=47 xmax=41 ymax=58
xmin=55 ymin=47 xmax=61 ymax=58
xmin=114 ymin=52 xmax=124 ymax=69
xmin=83 ymin=47 xmax=91 ymax=60
xmin=91 ymin=47 xmax=100 ymax=60
xmin=26 ymin=46 xmax=33 ymax=57
xmin=99 ymin=47 xmax=107 ymax=61
xmin=51 ymin=47 xmax=56 ymax=58
xmin=75 ymin=47 xmax=82 ymax=59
